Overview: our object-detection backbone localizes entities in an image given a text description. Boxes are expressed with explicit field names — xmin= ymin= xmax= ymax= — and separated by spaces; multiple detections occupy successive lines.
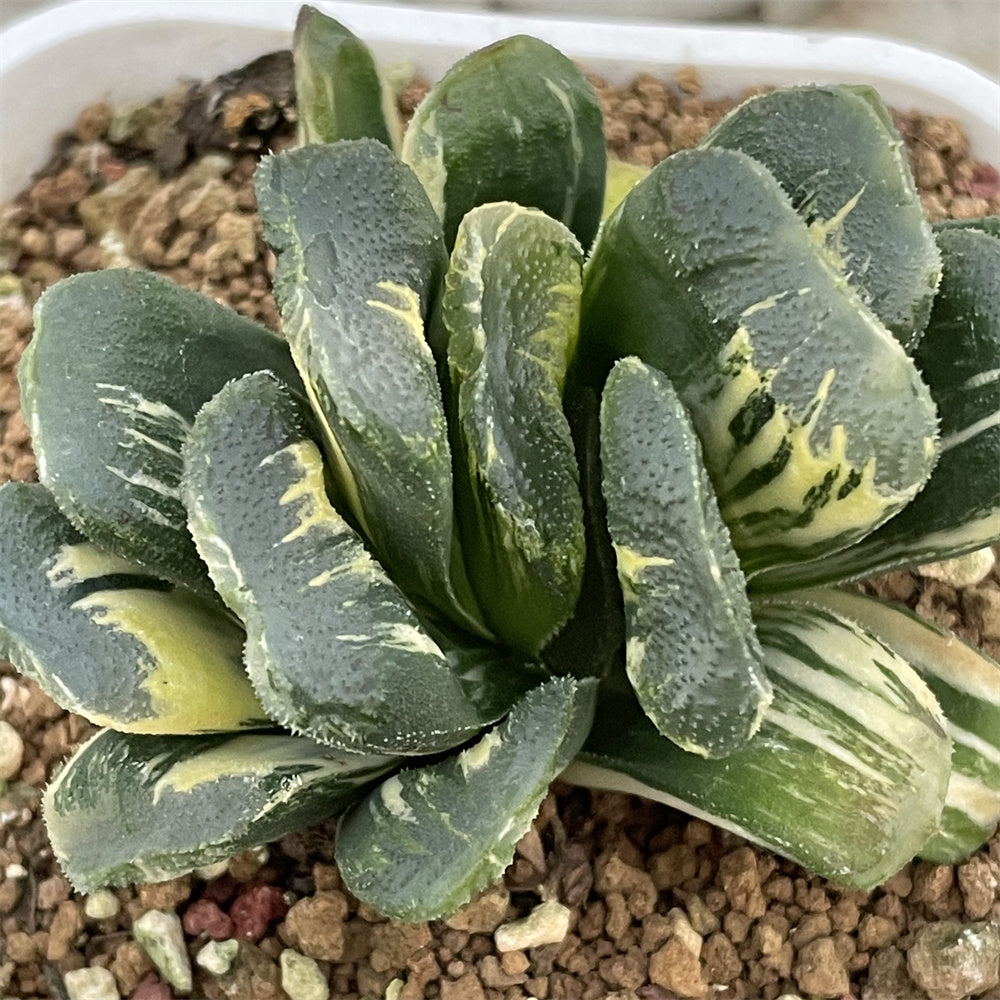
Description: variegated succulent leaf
xmin=788 ymin=587 xmax=1000 ymax=863
xmin=0 ymin=481 xmax=265 ymax=734
xmin=401 ymin=34 xmax=606 ymax=250
xmin=600 ymin=357 xmax=771 ymax=757
xmin=704 ymin=84 xmax=941 ymax=351
xmin=184 ymin=371 xmax=497 ymax=755
xmin=336 ymin=676 xmax=597 ymax=922
xmin=567 ymin=600 xmax=951 ymax=889
xmin=761 ymin=224 xmax=1000 ymax=589
xmin=442 ymin=202 xmax=586 ymax=656
xmin=580 ymin=146 xmax=940 ymax=575
xmin=19 ymin=269 xmax=302 ymax=596
xmin=255 ymin=139 xmax=490 ymax=639
xmin=292 ymin=4 xmax=401 ymax=149
xmin=44 ymin=728 xmax=399 ymax=892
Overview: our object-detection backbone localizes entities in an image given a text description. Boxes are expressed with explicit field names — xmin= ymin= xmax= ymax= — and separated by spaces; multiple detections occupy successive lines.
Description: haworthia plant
xmin=703 ymin=85 xmax=941 ymax=351
xmin=442 ymin=202 xmax=586 ymax=655
xmin=600 ymin=358 xmax=771 ymax=757
xmin=401 ymin=33 xmax=606 ymax=250
xmin=44 ymin=729 xmax=399 ymax=891
xmin=581 ymin=146 xmax=939 ymax=575
xmin=1 ymin=5 xmax=997 ymax=921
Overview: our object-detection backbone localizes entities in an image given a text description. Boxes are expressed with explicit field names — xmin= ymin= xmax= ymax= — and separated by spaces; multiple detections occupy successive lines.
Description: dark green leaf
xmin=336 ymin=676 xmax=596 ymax=921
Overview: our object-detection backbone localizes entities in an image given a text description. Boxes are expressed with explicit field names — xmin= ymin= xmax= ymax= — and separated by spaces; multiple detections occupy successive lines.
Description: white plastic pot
xmin=2 ymin=0 xmax=998 ymax=203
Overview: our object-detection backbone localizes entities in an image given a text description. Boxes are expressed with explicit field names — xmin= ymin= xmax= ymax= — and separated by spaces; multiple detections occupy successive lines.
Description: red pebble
xmin=229 ymin=884 xmax=289 ymax=941
xmin=200 ymin=873 xmax=239 ymax=905
xmin=182 ymin=898 xmax=235 ymax=940
xmin=131 ymin=973 xmax=173 ymax=1000
xmin=956 ymin=163 xmax=1000 ymax=200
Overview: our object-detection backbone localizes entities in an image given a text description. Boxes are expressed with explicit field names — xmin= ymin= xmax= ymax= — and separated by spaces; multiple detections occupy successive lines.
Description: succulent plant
xmin=1 ymin=6 xmax=998 ymax=921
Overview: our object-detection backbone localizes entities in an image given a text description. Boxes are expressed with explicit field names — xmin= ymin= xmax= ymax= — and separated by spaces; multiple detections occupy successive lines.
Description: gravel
xmin=0 ymin=53 xmax=998 ymax=1000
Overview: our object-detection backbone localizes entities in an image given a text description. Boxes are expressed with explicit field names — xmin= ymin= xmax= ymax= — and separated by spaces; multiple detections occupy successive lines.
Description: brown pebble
xmin=957 ymin=854 xmax=998 ymax=919
xmin=30 ymin=167 xmax=90 ymax=218
xmin=648 ymin=935 xmax=707 ymax=997
xmin=441 ymin=970 xmax=487 ymax=1000
xmin=36 ymin=874 xmax=71 ymax=910
xmin=46 ymin=899 xmax=83 ymax=960
xmin=446 ymin=884 xmax=510 ymax=933
xmin=75 ymin=102 xmax=112 ymax=142
xmin=138 ymin=875 xmax=191 ymax=911
xmin=281 ymin=891 xmax=348 ymax=961
xmin=793 ymin=936 xmax=849 ymax=999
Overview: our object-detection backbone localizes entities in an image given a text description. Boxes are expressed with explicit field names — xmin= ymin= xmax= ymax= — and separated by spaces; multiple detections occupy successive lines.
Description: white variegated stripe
xmin=940 ymin=408 xmax=1000 ymax=452
xmin=765 ymin=707 xmax=890 ymax=786
xmin=797 ymin=589 xmax=1000 ymax=706
xmin=122 ymin=427 xmax=183 ymax=458
xmin=764 ymin=632 xmax=933 ymax=724
xmin=105 ymin=466 xmax=182 ymax=502
xmin=127 ymin=498 xmax=175 ymax=528
xmin=948 ymin=722 xmax=1000 ymax=768
xmin=95 ymin=383 xmax=191 ymax=433
xmin=562 ymin=761 xmax=807 ymax=867
xmin=958 ymin=367 xmax=1000 ymax=392
xmin=944 ymin=770 xmax=1000 ymax=827
xmin=543 ymin=76 xmax=582 ymax=224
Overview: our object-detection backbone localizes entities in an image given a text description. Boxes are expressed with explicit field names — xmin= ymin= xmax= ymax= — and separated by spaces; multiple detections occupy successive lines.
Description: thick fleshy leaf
xmin=443 ymin=203 xmax=585 ymax=655
xmin=401 ymin=34 xmax=605 ymax=250
xmin=763 ymin=226 xmax=1000 ymax=588
xmin=567 ymin=601 xmax=950 ymax=889
xmin=0 ymin=482 xmax=264 ymax=734
xmin=602 ymin=157 xmax=649 ymax=221
xmin=255 ymin=140 xmax=488 ymax=638
xmin=19 ymin=269 xmax=302 ymax=594
xmin=600 ymin=358 xmax=771 ymax=757
xmin=580 ymin=147 xmax=939 ymax=574
xmin=704 ymin=85 xmax=940 ymax=351
xmin=791 ymin=587 xmax=1000 ymax=863
xmin=336 ymin=676 xmax=597 ymax=921
xmin=44 ymin=729 xmax=398 ymax=891
xmin=292 ymin=4 xmax=400 ymax=149
xmin=184 ymin=372 xmax=486 ymax=755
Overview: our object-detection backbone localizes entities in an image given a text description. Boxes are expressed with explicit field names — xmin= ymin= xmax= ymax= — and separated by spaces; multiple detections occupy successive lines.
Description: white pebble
xmin=63 ymin=965 xmax=121 ymax=1000
xmin=919 ymin=547 xmax=996 ymax=588
xmin=194 ymin=858 xmax=231 ymax=880
xmin=666 ymin=906 xmax=703 ymax=957
xmin=133 ymin=908 xmax=193 ymax=992
xmin=495 ymin=899 xmax=571 ymax=952
xmin=196 ymin=938 xmax=240 ymax=975
xmin=384 ymin=979 xmax=404 ymax=1000
xmin=5 ymin=863 xmax=27 ymax=879
xmin=84 ymin=889 xmax=121 ymax=921
xmin=0 ymin=719 xmax=24 ymax=780
xmin=280 ymin=948 xmax=330 ymax=1000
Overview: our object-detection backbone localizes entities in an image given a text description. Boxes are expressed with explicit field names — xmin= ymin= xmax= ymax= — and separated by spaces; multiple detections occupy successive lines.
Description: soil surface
xmin=0 ymin=54 xmax=999 ymax=1000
